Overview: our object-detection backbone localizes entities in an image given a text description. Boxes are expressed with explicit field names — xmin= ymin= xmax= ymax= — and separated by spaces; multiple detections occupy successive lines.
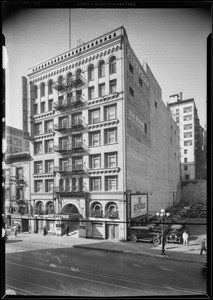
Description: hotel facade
xmin=21 ymin=27 xmax=180 ymax=240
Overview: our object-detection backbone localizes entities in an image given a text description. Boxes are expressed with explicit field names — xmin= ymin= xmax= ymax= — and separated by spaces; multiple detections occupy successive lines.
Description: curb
xmin=73 ymin=245 xmax=205 ymax=264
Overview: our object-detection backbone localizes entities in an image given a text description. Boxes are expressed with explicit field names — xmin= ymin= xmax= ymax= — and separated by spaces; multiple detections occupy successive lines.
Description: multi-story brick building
xmin=168 ymin=93 xmax=205 ymax=180
xmin=6 ymin=125 xmax=30 ymax=155
xmin=23 ymin=26 xmax=180 ymax=240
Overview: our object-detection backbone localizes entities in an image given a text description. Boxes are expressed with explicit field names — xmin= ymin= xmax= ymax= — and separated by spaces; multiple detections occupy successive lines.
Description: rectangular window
xmin=45 ymin=139 xmax=54 ymax=153
xmin=176 ymin=117 xmax=180 ymax=123
xmin=105 ymin=176 xmax=118 ymax=191
xmin=105 ymin=152 xmax=117 ymax=168
xmin=184 ymin=132 xmax=193 ymax=138
xmin=109 ymin=79 xmax=117 ymax=94
xmin=59 ymin=137 xmax=69 ymax=150
xmin=129 ymin=86 xmax=134 ymax=97
xmin=184 ymin=124 xmax=192 ymax=130
xmin=7 ymin=136 xmax=12 ymax=144
xmin=25 ymin=140 xmax=29 ymax=150
xmin=60 ymin=158 xmax=70 ymax=171
xmin=139 ymin=78 xmax=142 ymax=87
xmin=72 ymin=113 xmax=82 ymax=126
xmin=45 ymin=120 xmax=53 ymax=133
xmin=183 ymin=106 xmax=192 ymax=113
xmin=45 ymin=180 xmax=54 ymax=192
xmin=45 ymin=160 xmax=54 ymax=173
xmin=72 ymin=135 xmax=82 ymax=148
xmin=90 ymin=177 xmax=101 ymax=191
xmin=58 ymin=95 xmax=64 ymax=106
xmin=59 ymin=117 xmax=69 ymax=129
xmin=184 ymin=140 xmax=193 ymax=146
xmin=184 ymin=149 xmax=187 ymax=154
xmin=34 ymin=161 xmax=43 ymax=174
xmin=90 ymin=154 xmax=101 ymax=169
xmin=88 ymin=86 xmax=95 ymax=100
xmin=33 ymin=104 xmax=38 ymax=115
xmin=183 ymin=115 xmax=192 ymax=121
xmin=89 ymin=131 xmax=101 ymax=147
xmin=34 ymin=141 xmax=42 ymax=155
xmin=105 ymin=128 xmax=117 ymax=144
xmin=104 ymin=105 xmax=116 ymax=120
xmin=129 ymin=63 xmax=134 ymax=74
xmin=34 ymin=123 xmax=42 ymax=135
xmin=89 ymin=109 xmax=100 ymax=124
xmin=48 ymin=99 xmax=53 ymax=111
xmin=99 ymin=83 xmax=105 ymax=97
xmin=41 ymin=102 xmax=45 ymax=113
xmin=13 ymin=138 xmax=22 ymax=146
xmin=184 ymin=166 xmax=188 ymax=170
xmin=13 ymin=148 xmax=22 ymax=153
xmin=184 ymin=158 xmax=187 ymax=162
xmin=35 ymin=180 xmax=43 ymax=193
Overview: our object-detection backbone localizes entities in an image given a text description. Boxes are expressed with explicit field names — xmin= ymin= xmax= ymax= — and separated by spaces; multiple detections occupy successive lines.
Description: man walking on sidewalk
xmin=182 ymin=230 xmax=189 ymax=245
xmin=200 ymin=238 xmax=207 ymax=255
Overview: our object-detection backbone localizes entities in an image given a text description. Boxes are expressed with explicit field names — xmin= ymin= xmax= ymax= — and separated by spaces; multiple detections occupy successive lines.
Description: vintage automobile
xmin=166 ymin=224 xmax=185 ymax=244
xmin=129 ymin=225 xmax=162 ymax=244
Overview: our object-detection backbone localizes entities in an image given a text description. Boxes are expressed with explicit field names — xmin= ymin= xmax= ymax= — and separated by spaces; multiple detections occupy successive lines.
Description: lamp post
xmin=156 ymin=209 xmax=170 ymax=255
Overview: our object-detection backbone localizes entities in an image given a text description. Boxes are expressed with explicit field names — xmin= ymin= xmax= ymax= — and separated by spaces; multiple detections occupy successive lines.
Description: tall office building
xmin=24 ymin=27 xmax=180 ymax=240
xmin=168 ymin=93 xmax=205 ymax=180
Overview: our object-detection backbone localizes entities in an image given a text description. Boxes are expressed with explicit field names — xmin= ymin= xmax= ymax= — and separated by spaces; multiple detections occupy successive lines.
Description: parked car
xmin=166 ymin=224 xmax=185 ymax=244
xmin=129 ymin=226 xmax=161 ymax=244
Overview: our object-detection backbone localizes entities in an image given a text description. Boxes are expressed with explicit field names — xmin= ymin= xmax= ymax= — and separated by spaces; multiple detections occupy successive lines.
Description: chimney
xmin=180 ymin=92 xmax=183 ymax=101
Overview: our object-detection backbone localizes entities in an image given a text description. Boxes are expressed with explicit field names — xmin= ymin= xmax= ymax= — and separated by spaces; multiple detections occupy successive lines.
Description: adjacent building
xmin=6 ymin=125 xmax=30 ymax=155
xmin=21 ymin=26 xmax=180 ymax=240
xmin=168 ymin=93 xmax=205 ymax=180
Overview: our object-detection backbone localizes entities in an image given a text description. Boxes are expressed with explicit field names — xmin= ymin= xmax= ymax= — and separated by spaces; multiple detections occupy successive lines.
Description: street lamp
xmin=156 ymin=209 xmax=170 ymax=255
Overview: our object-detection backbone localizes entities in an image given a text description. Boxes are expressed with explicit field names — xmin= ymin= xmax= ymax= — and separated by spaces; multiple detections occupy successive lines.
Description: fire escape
xmin=53 ymin=71 xmax=88 ymax=198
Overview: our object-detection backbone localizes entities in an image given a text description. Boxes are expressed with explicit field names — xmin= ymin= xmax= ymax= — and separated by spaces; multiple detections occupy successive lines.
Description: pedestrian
xmin=43 ymin=226 xmax=47 ymax=236
xmin=182 ymin=230 xmax=189 ymax=245
xmin=18 ymin=224 xmax=21 ymax=234
xmin=200 ymin=238 xmax=207 ymax=255
xmin=66 ymin=225 xmax=69 ymax=236
xmin=28 ymin=225 xmax=31 ymax=234
xmin=14 ymin=227 xmax=18 ymax=237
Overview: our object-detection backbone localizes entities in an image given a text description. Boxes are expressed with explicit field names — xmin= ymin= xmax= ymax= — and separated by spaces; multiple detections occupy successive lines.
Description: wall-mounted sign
xmin=131 ymin=194 xmax=148 ymax=219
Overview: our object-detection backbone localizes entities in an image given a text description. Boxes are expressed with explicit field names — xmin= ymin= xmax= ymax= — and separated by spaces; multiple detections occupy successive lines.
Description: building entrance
xmin=106 ymin=224 xmax=118 ymax=239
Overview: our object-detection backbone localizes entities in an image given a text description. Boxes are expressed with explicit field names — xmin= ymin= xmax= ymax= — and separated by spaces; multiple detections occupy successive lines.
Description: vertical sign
xmin=126 ymin=190 xmax=131 ymax=240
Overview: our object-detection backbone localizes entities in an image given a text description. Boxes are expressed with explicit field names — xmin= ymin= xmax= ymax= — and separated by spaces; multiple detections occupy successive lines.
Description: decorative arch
xmin=61 ymin=203 xmax=79 ymax=214
xmin=35 ymin=201 xmax=44 ymax=215
xmin=104 ymin=201 xmax=119 ymax=219
xmin=98 ymin=60 xmax=105 ymax=78
xmin=88 ymin=64 xmax=94 ymax=81
xmin=90 ymin=201 xmax=103 ymax=218
xmin=66 ymin=72 xmax=72 ymax=85
xmin=40 ymin=82 xmax=45 ymax=97
xmin=45 ymin=201 xmax=54 ymax=214
xmin=109 ymin=55 xmax=117 ymax=74
xmin=48 ymin=79 xmax=53 ymax=95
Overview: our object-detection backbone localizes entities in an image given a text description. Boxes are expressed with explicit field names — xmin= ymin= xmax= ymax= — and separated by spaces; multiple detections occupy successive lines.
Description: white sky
xmin=3 ymin=8 xmax=211 ymax=129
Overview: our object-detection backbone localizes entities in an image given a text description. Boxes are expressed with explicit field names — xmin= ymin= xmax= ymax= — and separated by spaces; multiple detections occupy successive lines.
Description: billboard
xmin=131 ymin=194 xmax=148 ymax=219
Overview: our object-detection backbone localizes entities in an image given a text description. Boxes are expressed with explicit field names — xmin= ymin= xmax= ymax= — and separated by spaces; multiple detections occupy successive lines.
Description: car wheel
xmin=130 ymin=234 xmax=137 ymax=243
xmin=153 ymin=237 xmax=160 ymax=244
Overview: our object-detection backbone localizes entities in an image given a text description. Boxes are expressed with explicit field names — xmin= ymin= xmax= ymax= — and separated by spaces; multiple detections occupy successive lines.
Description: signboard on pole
xmin=131 ymin=194 xmax=148 ymax=219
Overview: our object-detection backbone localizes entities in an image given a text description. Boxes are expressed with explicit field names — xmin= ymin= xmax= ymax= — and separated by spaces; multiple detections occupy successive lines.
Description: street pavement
xmin=6 ymin=231 xmax=207 ymax=264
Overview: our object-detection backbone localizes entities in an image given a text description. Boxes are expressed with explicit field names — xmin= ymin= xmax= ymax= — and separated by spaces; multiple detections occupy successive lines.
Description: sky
xmin=3 ymin=7 xmax=211 ymax=129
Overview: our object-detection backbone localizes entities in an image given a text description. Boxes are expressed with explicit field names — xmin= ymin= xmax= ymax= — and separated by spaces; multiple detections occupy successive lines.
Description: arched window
xmin=109 ymin=56 xmax=116 ymax=74
xmin=40 ymin=82 xmax=45 ymax=97
xmin=34 ymin=85 xmax=38 ymax=99
xmin=59 ymin=178 xmax=64 ymax=191
xmin=105 ymin=202 xmax=119 ymax=219
xmin=88 ymin=65 xmax=94 ymax=81
xmin=67 ymin=72 xmax=72 ymax=86
xmin=58 ymin=75 xmax=63 ymax=87
xmin=72 ymin=177 xmax=77 ymax=191
xmin=98 ymin=61 xmax=105 ymax=78
xmin=48 ymin=80 xmax=53 ymax=95
xmin=90 ymin=202 xmax=103 ymax=218
xmin=79 ymin=177 xmax=83 ymax=192
xmin=37 ymin=202 xmax=44 ymax=215
xmin=65 ymin=178 xmax=70 ymax=191
xmin=76 ymin=69 xmax=82 ymax=79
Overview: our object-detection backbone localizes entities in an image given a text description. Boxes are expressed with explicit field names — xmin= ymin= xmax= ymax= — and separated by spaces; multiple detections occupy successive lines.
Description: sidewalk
xmin=6 ymin=232 xmax=207 ymax=264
